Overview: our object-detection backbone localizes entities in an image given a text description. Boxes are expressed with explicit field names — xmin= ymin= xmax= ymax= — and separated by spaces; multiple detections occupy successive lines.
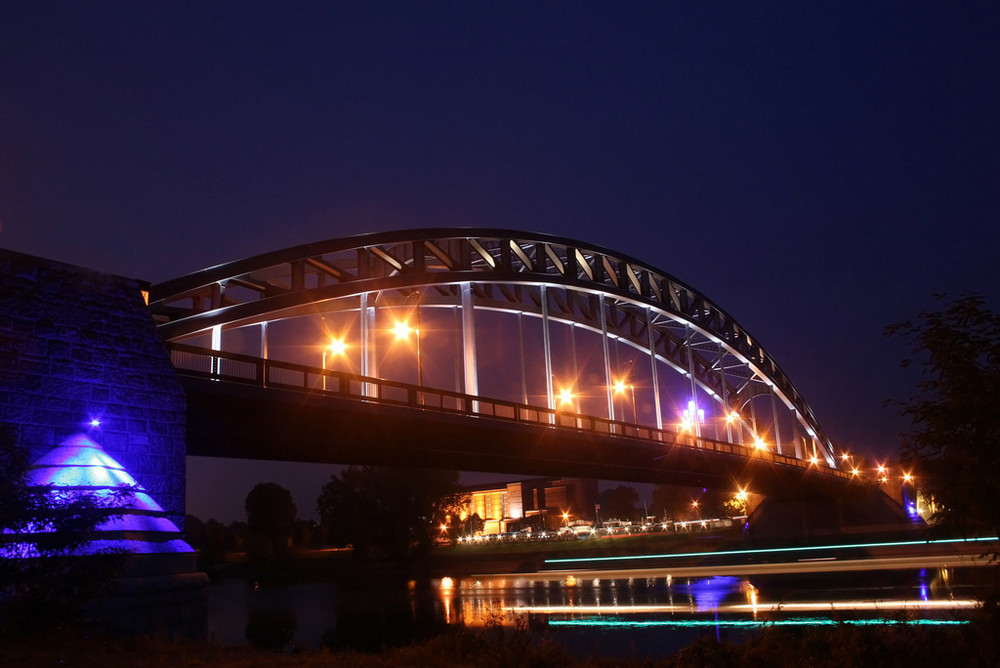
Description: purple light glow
xmin=2 ymin=433 xmax=193 ymax=558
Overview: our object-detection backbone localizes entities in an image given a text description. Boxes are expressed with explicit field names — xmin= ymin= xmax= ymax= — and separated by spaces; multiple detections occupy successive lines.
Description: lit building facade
xmin=462 ymin=477 xmax=598 ymax=535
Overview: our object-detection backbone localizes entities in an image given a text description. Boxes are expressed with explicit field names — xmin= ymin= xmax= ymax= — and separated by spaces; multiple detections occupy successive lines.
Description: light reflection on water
xmin=437 ymin=567 xmax=975 ymax=627
xmin=207 ymin=567 xmax=978 ymax=653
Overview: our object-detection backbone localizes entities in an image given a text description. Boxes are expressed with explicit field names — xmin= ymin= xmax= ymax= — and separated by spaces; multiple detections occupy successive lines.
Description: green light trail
xmin=544 ymin=536 xmax=999 ymax=566
xmin=547 ymin=617 xmax=969 ymax=629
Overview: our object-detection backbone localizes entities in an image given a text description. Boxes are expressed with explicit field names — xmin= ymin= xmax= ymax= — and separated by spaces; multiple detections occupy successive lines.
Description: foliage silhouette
xmin=886 ymin=295 xmax=1000 ymax=541
xmin=244 ymin=482 xmax=297 ymax=561
xmin=0 ymin=424 xmax=128 ymax=637
xmin=317 ymin=466 xmax=465 ymax=560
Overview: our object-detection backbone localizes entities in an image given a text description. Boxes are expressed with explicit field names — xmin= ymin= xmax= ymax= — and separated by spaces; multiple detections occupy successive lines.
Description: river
xmin=205 ymin=563 xmax=984 ymax=660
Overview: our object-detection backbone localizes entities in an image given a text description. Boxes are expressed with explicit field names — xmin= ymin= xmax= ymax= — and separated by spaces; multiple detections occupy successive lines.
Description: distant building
xmin=461 ymin=477 xmax=598 ymax=535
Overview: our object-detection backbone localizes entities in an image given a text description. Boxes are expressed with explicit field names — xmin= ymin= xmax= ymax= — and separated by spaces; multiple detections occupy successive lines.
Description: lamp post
xmin=322 ymin=337 xmax=346 ymax=390
xmin=613 ymin=379 xmax=637 ymax=425
xmin=395 ymin=292 xmax=424 ymax=388
xmin=393 ymin=319 xmax=423 ymax=388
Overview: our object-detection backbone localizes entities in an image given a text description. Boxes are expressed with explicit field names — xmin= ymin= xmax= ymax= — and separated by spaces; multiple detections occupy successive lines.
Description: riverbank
xmin=7 ymin=606 xmax=1000 ymax=667
xmin=200 ymin=528 xmax=749 ymax=581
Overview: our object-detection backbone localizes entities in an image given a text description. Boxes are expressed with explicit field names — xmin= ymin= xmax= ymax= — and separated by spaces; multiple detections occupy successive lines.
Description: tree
xmin=597 ymin=485 xmax=640 ymax=522
xmin=463 ymin=512 xmax=484 ymax=537
xmin=317 ymin=466 xmax=464 ymax=560
xmin=0 ymin=424 xmax=127 ymax=636
xmin=245 ymin=482 xmax=297 ymax=559
xmin=651 ymin=484 xmax=697 ymax=521
xmin=886 ymin=295 xmax=1000 ymax=539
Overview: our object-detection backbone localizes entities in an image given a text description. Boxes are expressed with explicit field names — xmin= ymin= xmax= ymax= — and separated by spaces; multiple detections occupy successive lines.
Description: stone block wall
xmin=0 ymin=249 xmax=186 ymax=523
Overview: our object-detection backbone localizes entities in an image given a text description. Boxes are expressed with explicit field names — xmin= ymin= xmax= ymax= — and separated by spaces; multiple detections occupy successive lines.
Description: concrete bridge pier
xmin=0 ymin=248 xmax=205 ymax=638
xmin=745 ymin=484 xmax=922 ymax=546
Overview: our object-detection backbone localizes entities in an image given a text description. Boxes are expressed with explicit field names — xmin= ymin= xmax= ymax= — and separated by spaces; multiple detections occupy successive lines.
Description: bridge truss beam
xmin=150 ymin=228 xmax=837 ymax=468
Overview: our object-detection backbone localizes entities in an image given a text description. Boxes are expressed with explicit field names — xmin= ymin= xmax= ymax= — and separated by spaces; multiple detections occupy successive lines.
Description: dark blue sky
xmin=2 ymin=3 xmax=998 ymax=520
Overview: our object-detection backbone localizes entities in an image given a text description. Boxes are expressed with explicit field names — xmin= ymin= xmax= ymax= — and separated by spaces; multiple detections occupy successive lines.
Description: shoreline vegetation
xmin=6 ymin=607 xmax=1000 ymax=667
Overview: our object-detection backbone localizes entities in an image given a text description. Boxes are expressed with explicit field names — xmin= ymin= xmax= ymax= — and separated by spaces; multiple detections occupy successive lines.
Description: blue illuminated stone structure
xmin=8 ymin=433 xmax=195 ymax=560
xmin=0 ymin=249 xmax=186 ymax=528
xmin=1 ymin=249 xmax=203 ymax=635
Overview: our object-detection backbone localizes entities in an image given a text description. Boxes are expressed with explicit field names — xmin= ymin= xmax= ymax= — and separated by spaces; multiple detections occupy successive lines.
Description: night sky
xmin=2 ymin=3 xmax=998 ymax=522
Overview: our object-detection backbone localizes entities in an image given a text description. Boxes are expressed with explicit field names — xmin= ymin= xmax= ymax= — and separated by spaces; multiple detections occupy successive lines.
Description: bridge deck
xmin=170 ymin=344 xmax=851 ymax=495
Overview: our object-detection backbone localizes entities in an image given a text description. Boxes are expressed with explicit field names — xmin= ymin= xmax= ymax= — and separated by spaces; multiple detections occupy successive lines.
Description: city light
xmin=725 ymin=411 xmax=740 ymax=424
xmin=903 ymin=472 xmax=913 ymax=483
xmin=809 ymin=455 xmax=819 ymax=465
xmin=683 ymin=400 xmax=705 ymax=425
xmin=614 ymin=380 xmax=627 ymax=394
xmin=752 ymin=435 xmax=767 ymax=450
xmin=328 ymin=338 xmax=347 ymax=356
xmin=558 ymin=388 xmax=574 ymax=405
xmin=322 ymin=336 xmax=348 ymax=390
xmin=393 ymin=321 xmax=413 ymax=340
xmin=89 ymin=418 xmax=101 ymax=427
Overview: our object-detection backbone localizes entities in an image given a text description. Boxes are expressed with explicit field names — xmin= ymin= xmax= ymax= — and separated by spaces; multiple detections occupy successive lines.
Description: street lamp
xmin=393 ymin=318 xmax=423 ymax=388
xmin=558 ymin=388 xmax=575 ymax=409
xmin=613 ymin=378 xmax=637 ymax=424
xmin=322 ymin=337 xmax=347 ymax=390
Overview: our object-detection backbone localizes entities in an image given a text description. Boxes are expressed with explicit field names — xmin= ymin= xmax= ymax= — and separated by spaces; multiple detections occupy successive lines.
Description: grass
xmin=6 ymin=611 xmax=1000 ymax=668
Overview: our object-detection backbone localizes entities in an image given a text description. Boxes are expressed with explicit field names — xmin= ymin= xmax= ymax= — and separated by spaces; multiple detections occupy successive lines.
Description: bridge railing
xmin=167 ymin=343 xmax=848 ymax=479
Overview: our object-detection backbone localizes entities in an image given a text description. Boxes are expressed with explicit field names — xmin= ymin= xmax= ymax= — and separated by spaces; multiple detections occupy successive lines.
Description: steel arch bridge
xmin=150 ymin=228 xmax=844 ymax=485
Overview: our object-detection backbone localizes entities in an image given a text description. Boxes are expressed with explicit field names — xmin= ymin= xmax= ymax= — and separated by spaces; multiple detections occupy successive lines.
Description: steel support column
xmin=461 ymin=282 xmax=479 ymax=397
xmin=646 ymin=308 xmax=662 ymax=430
xmin=770 ymin=390 xmax=783 ymax=456
xmin=542 ymin=286 xmax=554 ymax=410
xmin=600 ymin=295 xmax=615 ymax=421
xmin=685 ymin=326 xmax=701 ymax=438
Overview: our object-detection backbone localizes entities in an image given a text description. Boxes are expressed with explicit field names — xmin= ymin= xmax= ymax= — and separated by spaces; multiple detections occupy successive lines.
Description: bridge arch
xmin=150 ymin=228 xmax=839 ymax=468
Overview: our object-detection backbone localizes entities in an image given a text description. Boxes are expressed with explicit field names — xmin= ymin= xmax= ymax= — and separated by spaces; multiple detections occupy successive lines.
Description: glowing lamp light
xmin=683 ymin=400 xmax=705 ymax=425
xmin=851 ymin=467 xmax=860 ymax=477
xmin=393 ymin=321 xmax=412 ymax=340
xmin=3 ymin=433 xmax=194 ymax=558
xmin=752 ymin=435 xmax=767 ymax=450
xmin=89 ymin=418 xmax=101 ymax=427
xmin=841 ymin=453 xmax=850 ymax=461
xmin=328 ymin=338 xmax=347 ymax=356
xmin=559 ymin=389 xmax=574 ymax=405
xmin=613 ymin=380 xmax=627 ymax=394
xmin=809 ymin=456 xmax=819 ymax=465
xmin=725 ymin=411 xmax=740 ymax=424
xmin=903 ymin=473 xmax=913 ymax=484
